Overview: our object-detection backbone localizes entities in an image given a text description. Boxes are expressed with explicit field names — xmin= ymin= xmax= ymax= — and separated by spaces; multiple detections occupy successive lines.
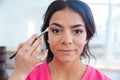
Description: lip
xmin=57 ymin=49 xmax=75 ymax=54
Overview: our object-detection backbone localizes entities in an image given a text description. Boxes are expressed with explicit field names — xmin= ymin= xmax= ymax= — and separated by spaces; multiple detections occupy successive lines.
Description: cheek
xmin=49 ymin=40 xmax=58 ymax=56
xmin=75 ymin=37 xmax=87 ymax=53
xmin=77 ymin=39 xmax=86 ymax=46
xmin=48 ymin=34 xmax=58 ymax=44
xmin=80 ymin=33 xmax=87 ymax=45
xmin=75 ymin=43 xmax=85 ymax=57
xmin=48 ymin=34 xmax=59 ymax=52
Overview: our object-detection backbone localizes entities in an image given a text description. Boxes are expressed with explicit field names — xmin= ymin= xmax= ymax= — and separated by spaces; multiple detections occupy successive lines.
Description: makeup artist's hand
xmin=9 ymin=34 xmax=48 ymax=80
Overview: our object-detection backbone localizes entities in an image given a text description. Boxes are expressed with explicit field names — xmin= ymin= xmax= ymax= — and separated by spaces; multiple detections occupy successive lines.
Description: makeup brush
xmin=9 ymin=28 xmax=49 ymax=59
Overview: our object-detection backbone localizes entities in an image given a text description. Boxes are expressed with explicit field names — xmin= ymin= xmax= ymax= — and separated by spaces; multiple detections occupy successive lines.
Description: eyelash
xmin=73 ymin=29 xmax=83 ymax=34
xmin=51 ymin=29 xmax=62 ymax=35
xmin=50 ymin=28 xmax=83 ymax=35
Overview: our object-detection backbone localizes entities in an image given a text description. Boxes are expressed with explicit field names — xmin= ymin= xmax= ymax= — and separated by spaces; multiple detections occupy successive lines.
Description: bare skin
xmin=9 ymin=34 xmax=48 ymax=80
xmin=48 ymin=8 xmax=88 ymax=80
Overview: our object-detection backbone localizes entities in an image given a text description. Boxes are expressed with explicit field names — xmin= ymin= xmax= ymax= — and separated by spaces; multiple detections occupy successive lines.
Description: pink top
xmin=26 ymin=62 xmax=111 ymax=80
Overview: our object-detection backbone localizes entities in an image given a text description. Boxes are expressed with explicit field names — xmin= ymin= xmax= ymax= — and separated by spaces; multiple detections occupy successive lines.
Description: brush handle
xmin=9 ymin=28 xmax=48 ymax=60
xmin=9 ymin=51 xmax=17 ymax=59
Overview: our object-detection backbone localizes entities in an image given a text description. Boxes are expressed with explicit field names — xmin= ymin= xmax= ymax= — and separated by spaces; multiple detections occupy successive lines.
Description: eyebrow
xmin=50 ymin=23 xmax=85 ymax=28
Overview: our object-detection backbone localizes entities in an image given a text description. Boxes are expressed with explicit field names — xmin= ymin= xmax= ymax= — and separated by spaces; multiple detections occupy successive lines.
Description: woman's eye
xmin=73 ymin=29 xmax=83 ymax=34
xmin=51 ymin=29 xmax=62 ymax=34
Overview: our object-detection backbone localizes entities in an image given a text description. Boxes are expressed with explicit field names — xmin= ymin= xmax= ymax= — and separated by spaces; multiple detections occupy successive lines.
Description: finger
xmin=31 ymin=38 xmax=42 ymax=57
xmin=17 ymin=42 xmax=25 ymax=51
xmin=24 ymin=34 xmax=37 ymax=47
xmin=27 ymin=37 xmax=42 ymax=56
xmin=36 ymin=49 xmax=48 ymax=62
xmin=19 ymin=34 xmax=38 ymax=54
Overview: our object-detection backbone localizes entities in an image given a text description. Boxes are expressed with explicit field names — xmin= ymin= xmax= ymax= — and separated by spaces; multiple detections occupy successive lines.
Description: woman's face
xmin=48 ymin=8 xmax=87 ymax=63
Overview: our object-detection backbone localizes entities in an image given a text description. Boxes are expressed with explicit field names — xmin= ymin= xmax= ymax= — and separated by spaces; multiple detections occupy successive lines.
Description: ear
xmin=47 ymin=40 xmax=49 ymax=43
xmin=85 ymin=39 xmax=88 ymax=45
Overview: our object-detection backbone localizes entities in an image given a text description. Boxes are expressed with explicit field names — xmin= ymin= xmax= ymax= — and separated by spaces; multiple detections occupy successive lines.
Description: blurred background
xmin=0 ymin=0 xmax=120 ymax=80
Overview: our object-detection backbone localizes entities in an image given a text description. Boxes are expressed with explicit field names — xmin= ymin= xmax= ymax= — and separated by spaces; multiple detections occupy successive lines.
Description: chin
xmin=57 ymin=57 xmax=76 ymax=64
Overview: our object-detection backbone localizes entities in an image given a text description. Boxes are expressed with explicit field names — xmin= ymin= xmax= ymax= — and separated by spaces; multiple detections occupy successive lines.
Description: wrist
xmin=9 ymin=69 xmax=27 ymax=80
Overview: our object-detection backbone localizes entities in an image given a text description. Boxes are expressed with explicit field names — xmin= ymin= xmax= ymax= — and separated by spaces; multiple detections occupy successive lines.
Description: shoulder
xmin=82 ymin=65 xmax=111 ymax=80
xmin=25 ymin=62 xmax=50 ymax=80
xmin=29 ymin=62 xmax=48 ymax=74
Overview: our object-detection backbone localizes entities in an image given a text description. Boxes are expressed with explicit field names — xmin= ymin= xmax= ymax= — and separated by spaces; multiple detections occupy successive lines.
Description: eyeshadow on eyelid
xmin=49 ymin=23 xmax=86 ymax=31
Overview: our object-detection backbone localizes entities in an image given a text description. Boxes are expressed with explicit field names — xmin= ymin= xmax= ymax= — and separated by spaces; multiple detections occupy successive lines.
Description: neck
xmin=52 ymin=58 xmax=81 ymax=71
xmin=48 ymin=58 xmax=86 ymax=80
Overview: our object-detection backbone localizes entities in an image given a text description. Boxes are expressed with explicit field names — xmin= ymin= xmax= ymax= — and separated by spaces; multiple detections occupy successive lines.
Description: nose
xmin=60 ymin=31 xmax=73 ymax=45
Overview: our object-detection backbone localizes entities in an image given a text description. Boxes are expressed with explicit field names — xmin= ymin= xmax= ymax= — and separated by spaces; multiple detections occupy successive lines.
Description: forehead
xmin=49 ymin=8 xmax=85 ymax=27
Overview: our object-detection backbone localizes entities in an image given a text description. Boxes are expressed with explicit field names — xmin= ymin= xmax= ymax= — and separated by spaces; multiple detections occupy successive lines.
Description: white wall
xmin=0 ymin=0 xmax=54 ymax=50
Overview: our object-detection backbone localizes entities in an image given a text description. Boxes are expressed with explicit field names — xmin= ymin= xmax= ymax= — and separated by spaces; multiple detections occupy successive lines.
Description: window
xmin=81 ymin=0 xmax=120 ymax=63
